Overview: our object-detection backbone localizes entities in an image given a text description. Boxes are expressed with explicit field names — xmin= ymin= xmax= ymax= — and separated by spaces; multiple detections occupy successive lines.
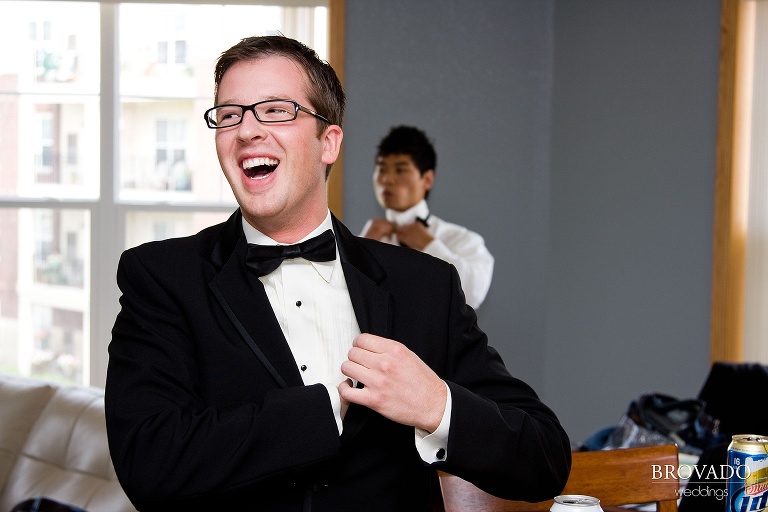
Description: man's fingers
xmin=338 ymin=378 xmax=354 ymax=391
xmin=353 ymin=333 xmax=397 ymax=352
xmin=341 ymin=358 xmax=370 ymax=385
xmin=346 ymin=345 xmax=378 ymax=370
xmin=338 ymin=378 xmax=353 ymax=420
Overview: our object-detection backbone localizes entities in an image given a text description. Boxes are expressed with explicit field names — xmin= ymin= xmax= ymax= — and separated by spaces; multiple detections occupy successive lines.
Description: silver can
xmin=727 ymin=434 xmax=768 ymax=512
xmin=550 ymin=495 xmax=604 ymax=512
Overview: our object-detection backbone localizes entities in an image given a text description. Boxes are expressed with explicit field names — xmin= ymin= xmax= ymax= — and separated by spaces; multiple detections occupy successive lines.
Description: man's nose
xmin=237 ymin=109 xmax=265 ymax=138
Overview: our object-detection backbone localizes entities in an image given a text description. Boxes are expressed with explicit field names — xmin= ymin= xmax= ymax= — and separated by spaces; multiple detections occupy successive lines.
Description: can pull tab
xmin=552 ymin=495 xmax=603 ymax=510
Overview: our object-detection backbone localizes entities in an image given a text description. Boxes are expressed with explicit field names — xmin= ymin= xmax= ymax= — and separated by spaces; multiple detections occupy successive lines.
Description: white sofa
xmin=0 ymin=372 xmax=136 ymax=512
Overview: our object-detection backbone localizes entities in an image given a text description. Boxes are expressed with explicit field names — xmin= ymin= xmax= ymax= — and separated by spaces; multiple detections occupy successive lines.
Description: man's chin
xmin=381 ymin=200 xmax=404 ymax=211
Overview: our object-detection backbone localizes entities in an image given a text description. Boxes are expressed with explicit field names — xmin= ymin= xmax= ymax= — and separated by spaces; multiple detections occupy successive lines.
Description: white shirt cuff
xmin=322 ymin=382 xmax=344 ymax=435
xmin=415 ymin=381 xmax=452 ymax=463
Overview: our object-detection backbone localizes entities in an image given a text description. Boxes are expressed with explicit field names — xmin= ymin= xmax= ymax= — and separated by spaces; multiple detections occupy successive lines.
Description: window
xmin=0 ymin=0 xmax=333 ymax=386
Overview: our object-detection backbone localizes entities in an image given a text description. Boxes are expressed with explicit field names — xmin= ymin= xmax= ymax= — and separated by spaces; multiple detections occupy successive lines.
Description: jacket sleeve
xmin=435 ymin=265 xmax=572 ymax=502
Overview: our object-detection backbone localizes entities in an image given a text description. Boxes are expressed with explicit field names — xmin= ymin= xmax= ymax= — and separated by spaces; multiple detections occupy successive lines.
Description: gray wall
xmin=342 ymin=0 xmax=721 ymax=443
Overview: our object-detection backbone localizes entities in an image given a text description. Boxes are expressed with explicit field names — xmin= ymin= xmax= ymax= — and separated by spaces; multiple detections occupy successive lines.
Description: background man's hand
xmin=395 ymin=222 xmax=434 ymax=250
xmin=361 ymin=218 xmax=395 ymax=240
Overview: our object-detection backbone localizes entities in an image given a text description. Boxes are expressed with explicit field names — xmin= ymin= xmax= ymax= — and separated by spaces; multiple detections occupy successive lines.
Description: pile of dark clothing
xmin=579 ymin=362 xmax=768 ymax=512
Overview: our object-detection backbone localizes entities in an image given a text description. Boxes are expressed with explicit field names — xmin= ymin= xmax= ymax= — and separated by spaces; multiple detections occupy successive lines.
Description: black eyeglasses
xmin=203 ymin=99 xmax=331 ymax=129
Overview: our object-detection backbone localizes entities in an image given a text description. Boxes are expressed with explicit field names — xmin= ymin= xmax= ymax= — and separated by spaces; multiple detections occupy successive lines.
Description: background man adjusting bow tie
xmin=105 ymin=35 xmax=571 ymax=512
xmin=360 ymin=125 xmax=495 ymax=309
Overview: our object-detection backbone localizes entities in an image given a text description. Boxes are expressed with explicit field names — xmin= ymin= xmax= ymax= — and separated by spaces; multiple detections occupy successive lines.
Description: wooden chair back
xmin=439 ymin=444 xmax=679 ymax=512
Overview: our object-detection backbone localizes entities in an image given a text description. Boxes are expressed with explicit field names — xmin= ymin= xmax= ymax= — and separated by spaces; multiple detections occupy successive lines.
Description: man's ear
xmin=321 ymin=125 xmax=344 ymax=165
xmin=423 ymin=169 xmax=435 ymax=191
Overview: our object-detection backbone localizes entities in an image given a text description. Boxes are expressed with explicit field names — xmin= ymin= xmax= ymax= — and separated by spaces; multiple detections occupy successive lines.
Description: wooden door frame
xmin=711 ymin=0 xmax=750 ymax=363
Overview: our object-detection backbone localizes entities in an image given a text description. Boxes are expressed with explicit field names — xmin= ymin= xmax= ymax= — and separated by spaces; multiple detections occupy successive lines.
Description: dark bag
xmin=10 ymin=497 xmax=87 ymax=512
xmin=604 ymin=392 xmax=723 ymax=455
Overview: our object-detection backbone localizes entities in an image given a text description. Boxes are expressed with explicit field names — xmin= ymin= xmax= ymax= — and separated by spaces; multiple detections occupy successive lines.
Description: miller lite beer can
xmin=550 ymin=495 xmax=603 ymax=511
xmin=727 ymin=434 xmax=768 ymax=512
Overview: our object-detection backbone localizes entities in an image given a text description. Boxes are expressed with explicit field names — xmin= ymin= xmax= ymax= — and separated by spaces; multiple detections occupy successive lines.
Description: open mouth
xmin=243 ymin=157 xmax=279 ymax=179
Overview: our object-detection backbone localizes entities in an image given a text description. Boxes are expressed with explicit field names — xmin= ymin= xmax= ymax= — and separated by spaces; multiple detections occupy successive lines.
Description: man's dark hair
xmin=213 ymin=36 xmax=345 ymax=178
xmin=377 ymin=126 xmax=437 ymax=200
xmin=377 ymin=126 xmax=437 ymax=177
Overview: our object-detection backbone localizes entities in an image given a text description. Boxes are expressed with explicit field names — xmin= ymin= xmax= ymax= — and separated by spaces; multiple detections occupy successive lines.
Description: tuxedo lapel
xmin=332 ymin=216 xmax=392 ymax=338
xmin=332 ymin=216 xmax=394 ymax=440
xmin=208 ymin=211 xmax=304 ymax=388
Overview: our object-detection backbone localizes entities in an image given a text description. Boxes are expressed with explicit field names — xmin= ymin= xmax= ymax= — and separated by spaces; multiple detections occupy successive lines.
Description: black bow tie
xmin=246 ymin=229 xmax=336 ymax=277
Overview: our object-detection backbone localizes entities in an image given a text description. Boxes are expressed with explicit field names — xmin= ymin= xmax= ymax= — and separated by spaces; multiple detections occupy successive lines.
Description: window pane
xmin=0 ymin=207 xmax=90 ymax=385
xmin=117 ymin=3 xmax=327 ymax=204
xmin=125 ymin=210 xmax=233 ymax=248
xmin=0 ymin=2 xmax=100 ymax=199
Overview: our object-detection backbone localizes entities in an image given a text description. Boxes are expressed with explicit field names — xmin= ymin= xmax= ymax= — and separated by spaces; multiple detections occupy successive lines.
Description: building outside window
xmin=0 ymin=0 xmax=329 ymax=386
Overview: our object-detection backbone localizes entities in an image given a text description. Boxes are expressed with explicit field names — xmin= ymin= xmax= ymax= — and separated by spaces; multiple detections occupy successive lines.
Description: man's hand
xmin=361 ymin=218 xmax=395 ymax=240
xmin=338 ymin=379 xmax=352 ymax=420
xmin=339 ymin=333 xmax=446 ymax=432
xmin=395 ymin=222 xmax=434 ymax=251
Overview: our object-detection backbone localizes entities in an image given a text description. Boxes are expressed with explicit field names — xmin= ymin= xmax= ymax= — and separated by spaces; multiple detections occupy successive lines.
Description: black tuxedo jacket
xmin=105 ymin=210 xmax=570 ymax=512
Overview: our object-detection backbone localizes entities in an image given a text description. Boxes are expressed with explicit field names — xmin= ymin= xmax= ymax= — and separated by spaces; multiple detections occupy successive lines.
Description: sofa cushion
xmin=0 ymin=375 xmax=56 ymax=499
xmin=0 ymin=375 xmax=136 ymax=512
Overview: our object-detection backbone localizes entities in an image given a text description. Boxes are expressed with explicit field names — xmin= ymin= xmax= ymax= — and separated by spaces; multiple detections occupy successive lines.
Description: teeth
xmin=243 ymin=157 xmax=279 ymax=169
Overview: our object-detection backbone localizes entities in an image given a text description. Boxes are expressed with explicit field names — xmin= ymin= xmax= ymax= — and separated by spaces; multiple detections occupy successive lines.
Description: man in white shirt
xmin=361 ymin=126 xmax=494 ymax=308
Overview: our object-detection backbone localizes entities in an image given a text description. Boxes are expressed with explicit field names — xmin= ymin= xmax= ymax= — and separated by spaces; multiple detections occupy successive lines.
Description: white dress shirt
xmin=242 ymin=211 xmax=450 ymax=463
xmin=361 ymin=200 xmax=494 ymax=309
